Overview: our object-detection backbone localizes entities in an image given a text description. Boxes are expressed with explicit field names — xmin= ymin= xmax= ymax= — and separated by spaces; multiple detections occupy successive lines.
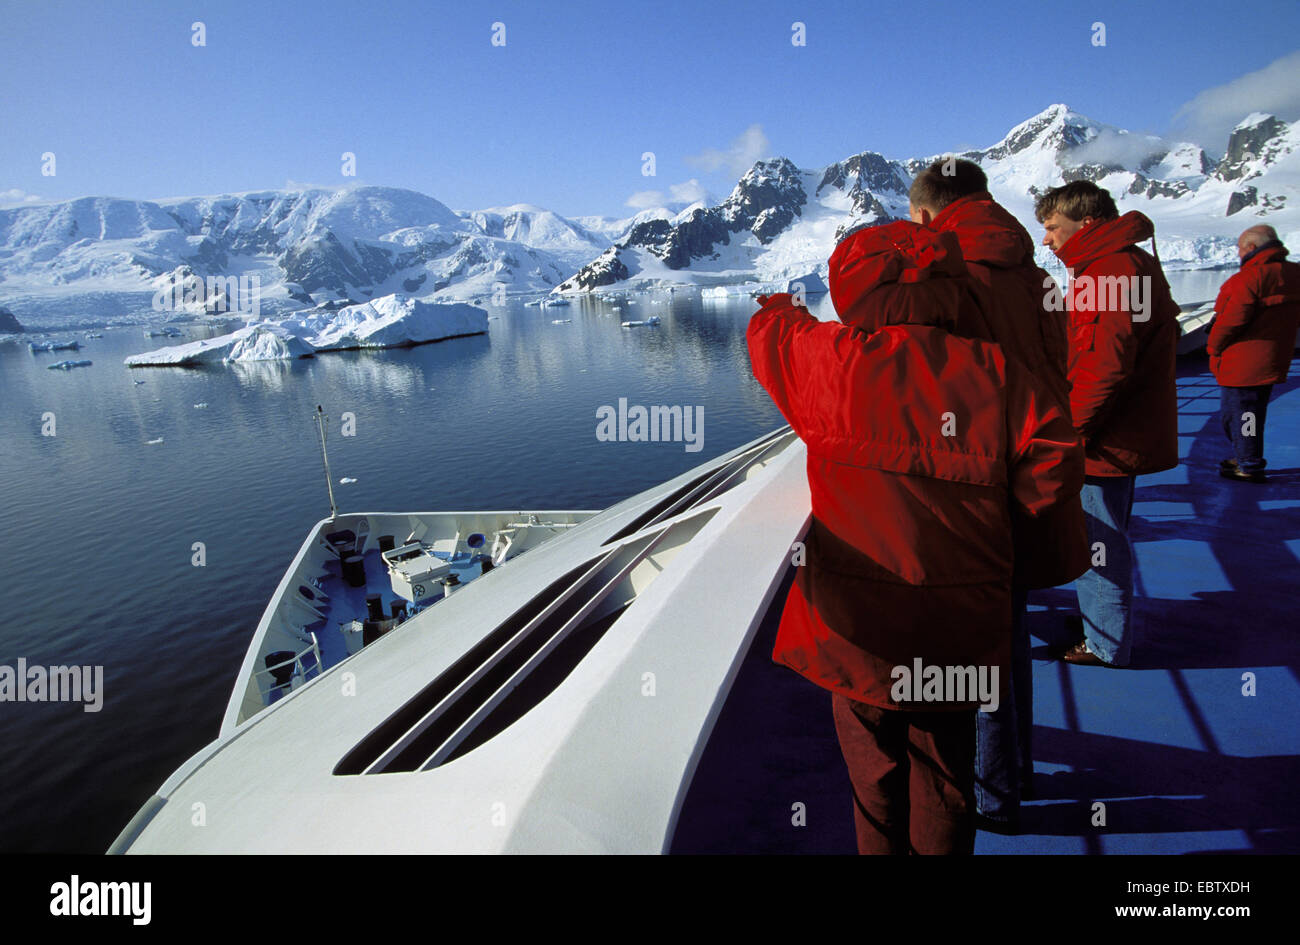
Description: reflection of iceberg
xmin=125 ymin=295 xmax=488 ymax=367
xmin=701 ymin=286 xmax=750 ymax=299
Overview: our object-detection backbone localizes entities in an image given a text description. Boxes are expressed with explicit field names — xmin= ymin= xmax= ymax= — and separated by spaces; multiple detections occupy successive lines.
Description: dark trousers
xmin=974 ymin=587 xmax=1030 ymax=819
xmin=832 ymin=694 xmax=976 ymax=855
xmin=1220 ymin=384 xmax=1273 ymax=472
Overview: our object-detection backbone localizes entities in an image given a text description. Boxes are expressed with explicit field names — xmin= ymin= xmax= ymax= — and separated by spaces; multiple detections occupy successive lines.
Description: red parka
xmin=1208 ymin=242 xmax=1300 ymax=386
xmin=1054 ymin=212 xmax=1179 ymax=477
xmin=747 ymin=222 xmax=1085 ymax=710
xmin=930 ymin=192 xmax=1087 ymax=589
xmin=930 ymin=191 xmax=1070 ymax=404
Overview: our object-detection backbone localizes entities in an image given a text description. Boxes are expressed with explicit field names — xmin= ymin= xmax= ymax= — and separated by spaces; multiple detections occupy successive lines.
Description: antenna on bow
xmin=315 ymin=405 xmax=338 ymax=522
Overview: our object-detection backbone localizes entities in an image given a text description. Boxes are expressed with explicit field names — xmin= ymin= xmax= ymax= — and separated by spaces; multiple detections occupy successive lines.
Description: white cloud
xmin=0 ymin=188 xmax=44 ymax=207
xmin=668 ymin=179 xmax=709 ymax=204
xmin=1172 ymin=51 xmax=1300 ymax=152
xmin=1070 ymin=128 xmax=1169 ymax=170
xmin=624 ymin=189 xmax=666 ymax=210
xmin=685 ymin=124 xmax=771 ymax=177
xmin=625 ymin=179 xmax=713 ymax=211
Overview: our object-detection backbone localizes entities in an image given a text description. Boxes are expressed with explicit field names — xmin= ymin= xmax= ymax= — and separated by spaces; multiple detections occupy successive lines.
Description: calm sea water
xmin=0 ymin=291 xmax=801 ymax=853
xmin=0 ymin=271 xmax=1227 ymax=854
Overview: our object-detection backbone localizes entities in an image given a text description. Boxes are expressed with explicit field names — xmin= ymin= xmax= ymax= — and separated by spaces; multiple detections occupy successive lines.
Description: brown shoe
xmin=1061 ymin=641 xmax=1117 ymax=667
xmin=1219 ymin=466 xmax=1267 ymax=483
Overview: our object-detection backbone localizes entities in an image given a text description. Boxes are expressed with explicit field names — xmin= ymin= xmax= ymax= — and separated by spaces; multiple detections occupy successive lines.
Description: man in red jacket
xmin=747 ymin=221 xmax=1084 ymax=854
xmin=910 ymin=158 xmax=1088 ymax=831
xmin=1035 ymin=182 xmax=1179 ymax=668
xmin=1209 ymin=225 xmax=1300 ymax=483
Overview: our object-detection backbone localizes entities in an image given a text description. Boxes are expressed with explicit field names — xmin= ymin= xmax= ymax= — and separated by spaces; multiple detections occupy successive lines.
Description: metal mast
xmin=315 ymin=404 xmax=338 ymax=521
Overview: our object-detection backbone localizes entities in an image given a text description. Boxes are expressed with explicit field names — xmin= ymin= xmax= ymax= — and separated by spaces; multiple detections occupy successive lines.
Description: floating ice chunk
xmin=146 ymin=437 xmax=164 ymax=445
xmin=292 ymin=296 xmax=488 ymax=351
xmin=127 ymin=323 xmax=312 ymax=366
xmin=47 ymin=359 xmax=92 ymax=369
xmin=125 ymin=296 xmax=486 ymax=366
xmin=339 ymin=477 xmax=358 ymax=484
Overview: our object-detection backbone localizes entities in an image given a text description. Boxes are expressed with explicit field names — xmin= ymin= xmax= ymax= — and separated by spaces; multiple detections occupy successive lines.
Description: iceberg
xmin=785 ymin=271 xmax=828 ymax=295
xmin=125 ymin=294 xmax=487 ymax=367
xmin=288 ymin=296 xmax=488 ymax=351
xmin=126 ymin=323 xmax=314 ymax=366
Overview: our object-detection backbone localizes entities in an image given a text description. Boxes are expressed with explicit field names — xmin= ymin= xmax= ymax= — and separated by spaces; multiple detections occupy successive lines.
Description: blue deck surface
xmin=673 ymin=357 xmax=1300 ymax=855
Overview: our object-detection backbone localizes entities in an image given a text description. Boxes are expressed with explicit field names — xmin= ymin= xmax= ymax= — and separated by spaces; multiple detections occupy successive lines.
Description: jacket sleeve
xmin=1069 ymin=260 xmax=1141 ymax=439
xmin=1006 ymin=357 xmax=1089 ymax=587
xmin=1207 ymin=270 xmax=1256 ymax=358
xmin=746 ymin=294 xmax=842 ymax=437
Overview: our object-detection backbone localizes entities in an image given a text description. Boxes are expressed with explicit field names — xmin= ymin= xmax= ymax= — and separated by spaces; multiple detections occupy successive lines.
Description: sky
xmin=1 ymin=0 xmax=1299 ymax=219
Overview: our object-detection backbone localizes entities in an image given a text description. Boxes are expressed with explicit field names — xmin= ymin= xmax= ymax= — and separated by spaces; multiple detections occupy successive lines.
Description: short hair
xmin=1034 ymin=181 xmax=1118 ymax=223
xmin=908 ymin=158 xmax=988 ymax=212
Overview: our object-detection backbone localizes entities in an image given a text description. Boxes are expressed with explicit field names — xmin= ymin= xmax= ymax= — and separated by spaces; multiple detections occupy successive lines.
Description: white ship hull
xmin=110 ymin=427 xmax=808 ymax=854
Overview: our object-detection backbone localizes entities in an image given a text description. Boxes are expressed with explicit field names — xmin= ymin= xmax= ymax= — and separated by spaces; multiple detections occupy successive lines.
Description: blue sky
xmin=2 ymin=0 xmax=1298 ymax=218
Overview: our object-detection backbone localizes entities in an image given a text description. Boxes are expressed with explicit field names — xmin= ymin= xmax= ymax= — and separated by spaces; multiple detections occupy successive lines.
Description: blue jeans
xmin=974 ymin=588 xmax=1030 ymax=820
xmin=1220 ymin=384 xmax=1273 ymax=472
xmin=1076 ymin=476 xmax=1136 ymax=666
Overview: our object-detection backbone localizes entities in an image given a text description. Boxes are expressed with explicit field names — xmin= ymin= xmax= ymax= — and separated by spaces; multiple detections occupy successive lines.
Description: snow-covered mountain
xmin=557 ymin=104 xmax=1300 ymax=293
xmin=3 ymin=105 xmax=1298 ymax=327
xmin=0 ymin=187 xmax=611 ymax=327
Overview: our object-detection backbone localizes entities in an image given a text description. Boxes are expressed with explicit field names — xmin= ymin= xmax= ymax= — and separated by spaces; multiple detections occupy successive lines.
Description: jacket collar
xmin=1240 ymin=240 xmax=1287 ymax=268
xmin=1055 ymin=211 xmax=1155 ymax=271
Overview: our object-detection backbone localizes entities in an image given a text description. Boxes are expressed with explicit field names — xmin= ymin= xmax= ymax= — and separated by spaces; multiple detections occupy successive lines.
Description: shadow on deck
xmin=672 ymin=357 xmax=1300 ymax=854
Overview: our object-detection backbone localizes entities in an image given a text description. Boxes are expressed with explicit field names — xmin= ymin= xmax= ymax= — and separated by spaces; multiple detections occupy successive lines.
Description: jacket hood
xmin=828 ymin=221 xmax=976 ymax=333
xmin=929 ymin=191 xmax=1035 ymax=269
xmin=1055 ymin=211 xmax=1155 ymax=270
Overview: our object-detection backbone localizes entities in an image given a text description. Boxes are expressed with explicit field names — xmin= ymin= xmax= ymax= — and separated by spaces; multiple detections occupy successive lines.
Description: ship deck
xmin=674 ymin=356 xmax=1300 ymax=854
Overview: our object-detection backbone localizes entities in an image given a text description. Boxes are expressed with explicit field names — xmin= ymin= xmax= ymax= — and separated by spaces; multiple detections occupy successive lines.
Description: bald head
xmin=1238 ymin=225 xmax=1279 ymax=259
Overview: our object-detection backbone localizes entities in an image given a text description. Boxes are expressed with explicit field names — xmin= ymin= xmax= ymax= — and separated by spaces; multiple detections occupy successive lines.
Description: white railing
xmin=255 ymin=636 xmax=324 ymax=704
